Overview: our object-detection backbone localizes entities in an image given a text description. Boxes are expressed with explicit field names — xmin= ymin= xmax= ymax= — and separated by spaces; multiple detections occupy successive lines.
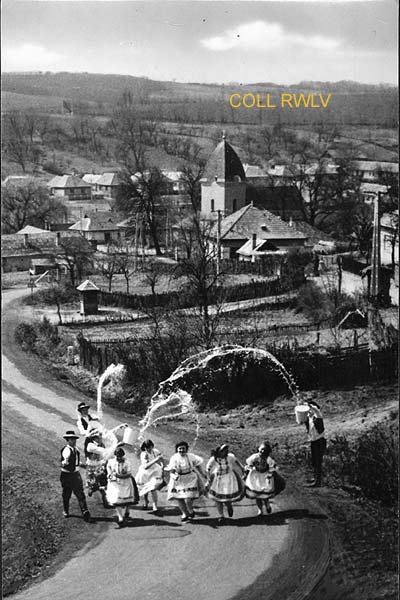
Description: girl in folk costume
xmin=106 ymin=447 xmax=139 ymax=527
xmin=205 ymin=444 xmax=245 ymax=524
xmin=84 ymin=424 xmax=128 ymax=500
xmin=165 ymin=441 xmax=206 ymax=522
xmin=245 ymin=442 xmax=277 ymax=516
xmin=135 ymin=439 xmax=164 ymax=513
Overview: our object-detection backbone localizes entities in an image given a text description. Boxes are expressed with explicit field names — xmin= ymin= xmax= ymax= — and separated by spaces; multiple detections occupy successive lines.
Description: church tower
xmin=200 ymin=132 xmax=246 ymax=217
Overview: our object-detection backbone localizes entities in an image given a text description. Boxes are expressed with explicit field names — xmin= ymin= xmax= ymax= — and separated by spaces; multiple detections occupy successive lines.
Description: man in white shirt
xmin=60 ymin=430 xmax=91 ymax=521
xmin=304 ymin=401 xmax=326 ymax=488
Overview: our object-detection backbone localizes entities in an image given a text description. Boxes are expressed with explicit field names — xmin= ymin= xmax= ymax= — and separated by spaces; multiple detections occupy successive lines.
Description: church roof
xmin=214 ymin=204 xmax=307 ymax=242
xmin=202 ymin=137 xmax=246 ymax=183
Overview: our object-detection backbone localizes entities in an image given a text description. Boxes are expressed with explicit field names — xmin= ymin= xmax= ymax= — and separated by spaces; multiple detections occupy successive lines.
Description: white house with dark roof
xmin=360 ymin=182 xmax=391 ymax=204
xmin=69 ymin=212 xmax=123 ymax=245
xmin=210 ymin=204 xmax=308 ymax=260
xmin=350 ymin=160 xmax=398 ymax=182
xmin=47 ymin=175 xmax=91 ymax=200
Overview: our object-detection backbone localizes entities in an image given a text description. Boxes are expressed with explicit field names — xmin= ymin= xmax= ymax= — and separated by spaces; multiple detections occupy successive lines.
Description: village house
xmin=209 ymin=204 xmax=308 ymax=260
xmin=350 ymin=160 xmax=398 ymax=183
xmin=95 ymin=172 xmax=124 ymax=200
xmin=47 ymin=174 xmax=92 ymax=200
xmin=68 ymin=211 xmax=123 ymax=246
xmin=82 ymin=173 xmax=102 ymax=194
xmin=360 ymin=182 xmax=391 ymax=204
xmin=1 ymin=226 xmax=71 ymax=274
xmin=161 ymin=170 xmax=188 ymax=195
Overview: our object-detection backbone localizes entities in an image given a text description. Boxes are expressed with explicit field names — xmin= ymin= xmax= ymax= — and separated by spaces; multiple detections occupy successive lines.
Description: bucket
xmin=122 ymin=426 xmax=136 ymax=446
xmin=295 ymin=405 xmax=309 ymax=424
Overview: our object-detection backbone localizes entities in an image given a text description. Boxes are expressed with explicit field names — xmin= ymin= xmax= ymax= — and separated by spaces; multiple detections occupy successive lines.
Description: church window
xmin=211 ymin=199 xmax=215 ymax=212
xmin=233 ymin=198 xmax=237 ymax=212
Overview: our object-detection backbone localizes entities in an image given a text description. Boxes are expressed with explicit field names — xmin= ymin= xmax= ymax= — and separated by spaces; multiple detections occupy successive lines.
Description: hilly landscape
xmin=2 ymin=72 xmax=398 ymax=127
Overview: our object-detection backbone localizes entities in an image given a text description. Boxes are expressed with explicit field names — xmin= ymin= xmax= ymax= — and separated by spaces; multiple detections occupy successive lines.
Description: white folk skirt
xmin=245 ymin=470 xmax=275 ymax=499
xmin=136 ymin=463 xmax=163 ymax=496
xmin=167 ymin=471 xmax=199 ymax=500
xmin=106 ymin=476 xmax=136 ymax=506
xmin=208 ymin=470 xmax=243 ymax=503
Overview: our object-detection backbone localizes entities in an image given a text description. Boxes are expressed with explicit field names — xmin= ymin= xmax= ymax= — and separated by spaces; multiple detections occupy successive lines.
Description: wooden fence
xmin=77 ymin=333 xmax=397 ymax=392
xmin=98 ymin=278 xmax=284 ymax=311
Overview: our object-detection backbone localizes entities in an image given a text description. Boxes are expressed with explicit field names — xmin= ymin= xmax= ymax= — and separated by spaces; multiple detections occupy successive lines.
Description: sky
xmin=1 ymin=0 xmax=398 ymax=85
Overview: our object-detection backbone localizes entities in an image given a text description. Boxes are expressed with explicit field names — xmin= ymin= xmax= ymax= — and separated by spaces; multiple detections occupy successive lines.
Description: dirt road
xmin=2 ymin=287 xmax=330 ymax=600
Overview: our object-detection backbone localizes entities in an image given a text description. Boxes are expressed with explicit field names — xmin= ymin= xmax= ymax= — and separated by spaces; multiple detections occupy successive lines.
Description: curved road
xmin=2 ymin=287 xmax=330 ymax=600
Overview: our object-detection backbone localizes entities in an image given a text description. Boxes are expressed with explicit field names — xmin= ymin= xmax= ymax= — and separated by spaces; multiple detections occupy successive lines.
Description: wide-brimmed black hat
xmin=77 ymin=402 xmax=90 ymax=412
xmin=63 ymin=430 xmax=80 ymax=439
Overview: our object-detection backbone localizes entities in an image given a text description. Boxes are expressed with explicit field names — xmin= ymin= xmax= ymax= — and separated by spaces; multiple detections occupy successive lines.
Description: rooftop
xmin=47 ymin=175 xmax=91 ymax=189
xmin=69 ymin=212 xmax=121 ymax=232
xmin=214 ymin=204 xmax=307 ymax=242
xmin=201 ymin=136 xmax=246 ymax=183
xmin=96 ymin=172 xmax=123 ymax=186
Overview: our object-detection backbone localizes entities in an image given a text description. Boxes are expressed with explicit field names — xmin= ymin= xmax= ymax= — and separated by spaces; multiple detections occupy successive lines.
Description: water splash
xmin=142 ymin=345 xmax=298 ymax=447
xmin=155 ymin=345 xmax=299 ymax=399
xmin=138 ymin=389 xmax=200 ymax=447
xmin=97 ymin=363 xmax=126 ymax=420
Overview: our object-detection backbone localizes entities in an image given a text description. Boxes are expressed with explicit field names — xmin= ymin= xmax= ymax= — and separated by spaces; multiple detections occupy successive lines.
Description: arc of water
xmin=155 ymin=345 xmax=299 ymax=399
xmin=97 ymin=363 xmax=126 ymax=421
xmin=146 ymin=345 xmax=298 ymax=449
xmin=138 ymin=389 xmax=199 ymax=443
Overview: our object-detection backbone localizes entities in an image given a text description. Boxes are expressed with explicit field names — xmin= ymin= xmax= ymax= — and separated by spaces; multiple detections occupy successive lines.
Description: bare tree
xmin=1 ymin=180 xmax=66 ymax=233
xmin=173 ymin=217 xmax=226 ymax=348
xmin=56 ymin=236 xmax=94 ymax=287
xmin=111 ymin=103 xmax=166 ymax=255
xmin=116 ymin=246 xmax=135 ymax=293
xmin=96 ymin=246 xmax=121 ymax=291
xmin=2 ymin=111 xmax=43 ymax=172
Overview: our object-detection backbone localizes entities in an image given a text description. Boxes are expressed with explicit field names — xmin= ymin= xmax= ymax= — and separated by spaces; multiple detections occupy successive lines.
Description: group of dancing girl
xmin=60 ymin=400 xmax=288 ymax=527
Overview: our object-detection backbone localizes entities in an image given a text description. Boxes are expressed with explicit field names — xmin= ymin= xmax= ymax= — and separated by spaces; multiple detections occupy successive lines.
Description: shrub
xmin=14 ymin=323 xmax=37 ymax=352
xmin=327 ymin=424 xmax=398 ymax=507
xmin=353 ymin=424 xmax=398 ymax=506
xmin=14 ymin=318 xmax=62 ymax=358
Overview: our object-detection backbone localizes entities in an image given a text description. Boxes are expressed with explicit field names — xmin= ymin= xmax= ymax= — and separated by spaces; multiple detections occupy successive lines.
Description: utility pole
xmin=216 ymin=209 xmax=222 ymax=276
xmin=134 ymin=213 xmax=139 ymax=272
xmin=370 ymin=192 xmax=381 ymax=301
xmin=368 ymin=191 xmax=384 ymax=362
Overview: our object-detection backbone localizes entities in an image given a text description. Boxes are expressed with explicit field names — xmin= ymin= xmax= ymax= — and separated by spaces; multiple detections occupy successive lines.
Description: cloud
xmin=2 ymin=44 xmax=63 ymax=71
xmin=201 ymin=21 xmax=340 ymax=52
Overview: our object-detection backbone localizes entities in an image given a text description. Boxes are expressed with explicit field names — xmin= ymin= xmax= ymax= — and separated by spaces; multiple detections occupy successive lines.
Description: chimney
xmin=289 ymin=216 xmax=293 ymax=227
xmin=24 ymin=234 xmax=29 ymax=248
xmin=252 ymin=233 xmax=257 ymax=250
xmin=56 ymin=232 xmax=61 ymax=246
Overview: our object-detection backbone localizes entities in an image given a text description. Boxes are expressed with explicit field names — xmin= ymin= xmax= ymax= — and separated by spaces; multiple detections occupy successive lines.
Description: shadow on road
xmin=187 ymin=508 xmax=328 ymax=528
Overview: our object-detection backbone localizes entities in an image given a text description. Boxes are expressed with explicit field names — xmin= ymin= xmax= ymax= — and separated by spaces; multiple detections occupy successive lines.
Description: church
xmin=200 ymin=134 xmax=316 ymax=260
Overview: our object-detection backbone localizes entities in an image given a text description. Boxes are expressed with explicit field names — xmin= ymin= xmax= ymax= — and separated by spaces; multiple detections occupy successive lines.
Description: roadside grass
xmin=2 ymin=410 xmax=98 ymax=598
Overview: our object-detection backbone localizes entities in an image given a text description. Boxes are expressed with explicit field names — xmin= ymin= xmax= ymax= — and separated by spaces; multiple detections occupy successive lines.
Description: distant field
xmin=1 ymin=91 xmax=64 ymax=113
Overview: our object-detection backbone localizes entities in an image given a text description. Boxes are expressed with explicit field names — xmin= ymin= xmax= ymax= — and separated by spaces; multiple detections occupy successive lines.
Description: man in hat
xmin=304 ymin=401 xmax=326 ymax=488
xmin=76 ymin=402 xmax=99 ymax=436
xmin=60 ymin=430 xmax=91 ymax=521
